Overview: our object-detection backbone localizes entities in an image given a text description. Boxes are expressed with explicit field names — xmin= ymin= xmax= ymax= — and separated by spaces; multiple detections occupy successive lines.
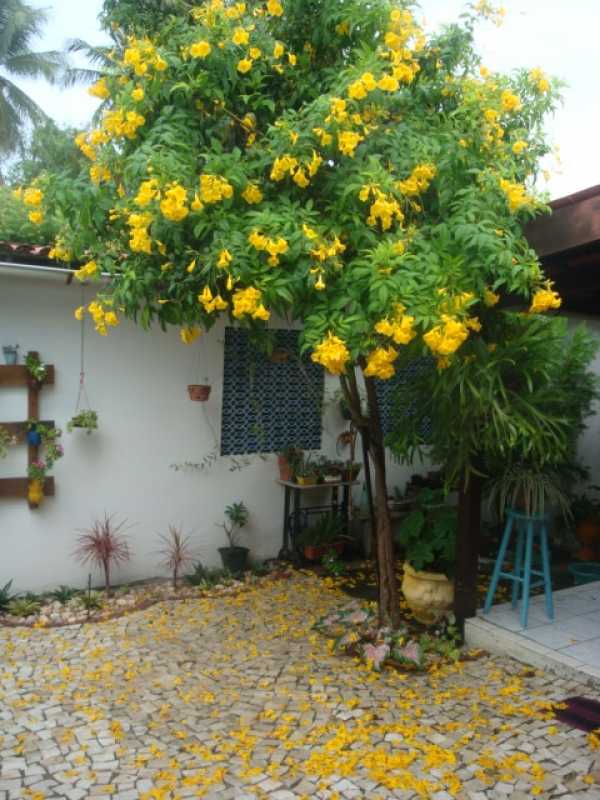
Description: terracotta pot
xmin=303 ymin=541 xmax=344 ymax=561
xmin=278 ymin=454 xmax=293 ymax=482
xmin=188 ymin=384 xmax=211 ymax=401
xmin=575 ymin=518 xmax=600 ymax=560
xmin=27 ymin=479 xmax=44 ymax=508
xmin=401 ymin=562 xmax=454 ymax=624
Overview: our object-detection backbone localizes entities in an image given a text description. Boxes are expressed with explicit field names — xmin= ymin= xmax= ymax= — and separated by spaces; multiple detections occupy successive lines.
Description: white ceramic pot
xmin=401 ymin=562 xmax=454 ymax=624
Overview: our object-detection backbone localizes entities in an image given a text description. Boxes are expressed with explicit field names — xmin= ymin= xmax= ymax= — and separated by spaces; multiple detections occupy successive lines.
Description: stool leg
xmin=540 ymin=522 xmax=554 ymax=620
xmin=512 ymin=525 xmax=524 ymax=609
xmin=521 ymin=520 xmax=534 ymax=628
xmin=484 ymin=514 xmax=514 ymax=614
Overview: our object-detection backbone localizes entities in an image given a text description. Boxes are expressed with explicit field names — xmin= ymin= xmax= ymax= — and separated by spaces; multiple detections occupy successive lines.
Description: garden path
xmin=0 ymin=572 xmax=599 ymax=799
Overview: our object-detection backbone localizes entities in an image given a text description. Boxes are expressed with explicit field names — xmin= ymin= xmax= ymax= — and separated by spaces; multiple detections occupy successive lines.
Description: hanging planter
xmin=67 ymin=410 xmax=99 ymax=434
xmin=70 ymin=304 xmax=100 ymax=435
xmin=188 ymin=384 xmax=211 ymax=401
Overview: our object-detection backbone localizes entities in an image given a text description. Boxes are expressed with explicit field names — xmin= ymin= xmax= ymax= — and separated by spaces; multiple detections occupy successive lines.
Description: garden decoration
xmin=68 ymin=297 xmax=99 ymax=433
xmin=2 ymin=344 xmax=19 ymax=365
xmin=32 ymin=0 xmax=564 ymax=628
xmin=397 ymin=488 xmax=456 ymax=623
xmin=218 ymin=501 xmax=250 ymax=572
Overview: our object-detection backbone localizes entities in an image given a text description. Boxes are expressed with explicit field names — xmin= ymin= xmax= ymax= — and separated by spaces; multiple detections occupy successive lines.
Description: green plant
xmin=221 ymin=502 xmax=249 ymax=548
xmin=185 ymin=562 xmax=232 ymax=588
xmin=25 ymin=353 xmax=48 ymax=383
xmin=27 ymin=459 xmax=48 ymax=481
xmin=299 ymin=512 xmax=344 ymax=548
xmin=50 ymin=585 xmax=80 ymax=604
xmin=322 ymin=549 xmax=346 ymax=576
xmin=295 ymin=453 xmax=316 ymax=480
xmin=0 ymin=580 xmax=15 ymax=612
xmin=486 ymin=464 xmax=572 ymax=520
xmin=7 ymin=596 xmax=41 ymax=617
xmin=73 ymin=513 xmax=131 ymax=595
xmin=396 ymin=489 xmax=456 ymax=576
xmin=0 ymin=425 xmax=16 ymax=458
xmin=157 ymin=525 xmax=195 ymax=587
xmin=77 ymin=591 xmax=103 ymax=611
xmin=67 ymin=410 xmax=99 ymax=434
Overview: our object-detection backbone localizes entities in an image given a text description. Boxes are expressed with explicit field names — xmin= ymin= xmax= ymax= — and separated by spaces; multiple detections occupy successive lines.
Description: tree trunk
xmin=363 ymin=375 xmax=401 ymax=629
xmin=454 ymin=474 xmax=483 ymax=629
xmin=104 ymin=562 xmax=111 ymax=596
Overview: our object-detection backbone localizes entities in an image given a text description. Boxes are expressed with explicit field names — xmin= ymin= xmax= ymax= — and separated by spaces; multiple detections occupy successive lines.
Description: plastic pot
xmin=568 ymin=562 xmax=600 ymax=585
xmin=218 ymin=546 xmax=249 ymax=573
xmin=26 ymin=429 xmax=42 ymax=446
xmin=27 ymin=479 xmax=44 ymax=508
xmin=188 ymin=384 xmax=211 ymax=401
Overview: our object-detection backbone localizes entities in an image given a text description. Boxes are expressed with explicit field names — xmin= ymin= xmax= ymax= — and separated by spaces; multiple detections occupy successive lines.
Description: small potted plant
xmin=341 ymin=461 xmax=362 ymax=482
xmin=218 ymin=501 xmax=250 ymax=572
xmin=277 ymin=445 xmax=302 ymax=482
xmin=397 ymin=488 xmax=456 ymax=624
xmin=298 ymin=512 xmax=345 ymax=561
xmin=0 ymin=425 xmax=16 ymax=458
xmin=2 ymin=344 xmax=19 ymax=365
xmin=188 ymin=377 xmax=211 ymax=401
xmin=25 ymin=352 xmax=47 ymax=386
xmin=295 ymin=454 xmax=317 ymax=486
xmin=67 ymin=410 xmax=99 ymax=434
xmin=27 ymin=459 xmax=47 ymax=507
xmin=26 ymin=420 xmax=42 ymax=446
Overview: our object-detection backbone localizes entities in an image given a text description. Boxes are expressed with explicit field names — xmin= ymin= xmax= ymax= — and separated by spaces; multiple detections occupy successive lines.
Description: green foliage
xmin=389 ymin=315 xmax=599 ymax=486
xmin=0 ymin=426 xmax=16 ymax=459
xmin=50 ymin=585 xmax=80 ymax=604
xmin=299 ymin=512 xmax=344 ymax=547
xmin=486 ymin=464 xmax=572 ymax=519
xmin=7 ymin=121 xmax=85 ymax=185
xmin=184 ymin=562 xmax=232 ymax=587
xmin=396 ymin=489 xmax=456 ymax=575
xmin=322 ymin=549 xmax=346 ymax=576
xmin=67 ymin=410 xmax=99 ymax=434
xmin=76 ymin=591 xmax=103 ymax=611
xmin=222 ymin=501 xmax=249 ymax=547
xmin=0 ymin=185 xmax=58 ymax=244
xmin=25 ymin=353 xmax=47 ymax=382
xmin=0 ymin=580 xmax=15 ymax=611
xmin=7 ymin=596 xmax=41 ymax=617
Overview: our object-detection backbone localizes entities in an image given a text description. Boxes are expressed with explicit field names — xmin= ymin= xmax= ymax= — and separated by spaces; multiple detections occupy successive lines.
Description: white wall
xmin=0 ymin=268 xmax=420 ymax=592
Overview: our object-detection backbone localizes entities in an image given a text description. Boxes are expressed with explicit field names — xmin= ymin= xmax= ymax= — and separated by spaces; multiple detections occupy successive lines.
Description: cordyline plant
xmin=157 ymin=524 xmax=196 ymax=587
xmin=74 ymin=513 xmax=131 ymax=595
xmin=26 ymin=0 xmax=562 ymax=627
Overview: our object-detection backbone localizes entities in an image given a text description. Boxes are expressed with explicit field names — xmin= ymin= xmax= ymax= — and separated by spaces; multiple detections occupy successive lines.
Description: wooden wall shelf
xmin=0 ymin=364 xmax=55 ymax=387
xmin=0 ymin=420 xmax=55 ymax=444
xmin=0 ymin=477 xmax=54 ymax=498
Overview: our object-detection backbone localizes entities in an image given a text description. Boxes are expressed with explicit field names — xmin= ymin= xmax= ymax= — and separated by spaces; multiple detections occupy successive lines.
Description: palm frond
xmin=3 ymin=50 xmax=65 ymax=82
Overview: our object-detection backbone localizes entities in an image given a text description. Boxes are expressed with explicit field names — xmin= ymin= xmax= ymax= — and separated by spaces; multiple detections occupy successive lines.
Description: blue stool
xmin=484 ymin=508 xmax=554 ymax=628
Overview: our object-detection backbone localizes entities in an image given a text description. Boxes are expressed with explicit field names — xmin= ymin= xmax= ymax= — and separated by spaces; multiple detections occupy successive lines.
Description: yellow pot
xmin=401 ymin=562 xmax=454 ymax=624
xmin=28 ymin=478 xmax=44 ymax=508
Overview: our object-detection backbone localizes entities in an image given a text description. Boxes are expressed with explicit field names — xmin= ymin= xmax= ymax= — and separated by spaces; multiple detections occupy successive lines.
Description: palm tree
xmin=0 ymin=0 xmax=65 ymax=159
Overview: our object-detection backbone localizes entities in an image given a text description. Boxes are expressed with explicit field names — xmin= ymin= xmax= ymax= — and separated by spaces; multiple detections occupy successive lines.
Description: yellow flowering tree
xmin=31 ymin=0 xmax=561 ymax=627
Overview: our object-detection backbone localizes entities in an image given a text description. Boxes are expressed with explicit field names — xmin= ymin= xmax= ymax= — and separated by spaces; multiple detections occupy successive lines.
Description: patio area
xmin=466 ymin=580 xmax=600 ymax=684
xmin=1 ymin=572 xmax=599 ymax=800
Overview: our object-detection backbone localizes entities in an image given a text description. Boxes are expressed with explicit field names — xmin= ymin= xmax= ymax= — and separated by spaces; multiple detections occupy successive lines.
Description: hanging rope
xmin=75 ymin=286 xmax=91 ymax=414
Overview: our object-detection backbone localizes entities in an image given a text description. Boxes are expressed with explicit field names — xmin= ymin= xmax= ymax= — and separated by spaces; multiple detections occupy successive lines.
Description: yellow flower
xmin=252 ymin=303 xmax=270 ymax=320
xmin=378 ymin=73 xmax=398 ymax=92
xmin=237 ymin=58 xmax=253 ymax=73
xmin=74 ymin=306 xmax=84 ymax=321
xmin=249 ymin=47 xmax=262 ymax=59
xmin=511 ymin=140 xmax=528 ymax=155
xmin=104 ymin=311 xmax=119 ymax=327
xmin=131 ymin=86 xmax=145 ymax=102
xmin=396 ymin=163 xmax=436 ymax=196
xmin=23 ymin=187 xmax=43 ymax=206
xmin=242 ymin=183 xmax=263 ymax=204
xmin=530 ymin=67 xmax=550 ymax=93
xmin=364 ymin=346 xmax=398 ymax=380
xmin=75 ymin=260 xmax=99 ymax=282
xmin=187 ymin=259 xmax=197 ymax=273
xmin=198 ymin=173 xmax=233 ymax=203
xmin=424 ymin=315 xmax=469 ymax=356
xmin=337 ymin=130 xmax=363 ymax=157
xmin=267 ymin=0 xmax=283 ymax=16
xmin=499 ymin=178 xmax=532 ymax=212
xmin=28 ymin=210 xmax=43 ymax=224
xmin=287 ymin=53 xmax=297 ymax=66
xmin=314 ymin=273 xmax=325 ymax=290
xmin=135 ymin=178 xmax=159 ymax=207
xmin=311 ymin=332 xmax=350 ymax=375
xmin=232 ymin=286 xmax=263 ymax=318
xmin=180 ymin=326 xmax=201 ymax=344
xmin=190 ymin=40 xmax=212 ymax=58
xmin=88 ymin=78 xmax=110 ymax=99
xmin=159 ymin=183 xmax=189 ymax=221
xmin=501 ymin=89 xmax=522 ymax=112
xmin=484 ymin=289 xmax=500 ymax=306
xmin=273 ymin=42 xmax=284 ymax=58
xmin=293 ymin=168 xmax=309 ymax=188
xmin=529 ymin=285 xmax=561 ymax=314
xmin=217 ymin=249 xmax=232 ymax=268
xmin=232 ymin=28 xmax=250 ymax=46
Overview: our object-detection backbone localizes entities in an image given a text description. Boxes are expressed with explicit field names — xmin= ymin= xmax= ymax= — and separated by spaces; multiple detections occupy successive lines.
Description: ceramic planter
xmin=27 ymin=479 xmax=44 ymax=508
xmin=188 ymin=384 xmax=211 ymax=401
xmin=218 ymin=546 xmax=249 ymax=573
xmin=401 ymin=562 xmax=454 ymax=624
xmin=26 ymin=428 xmax=42 ymax=447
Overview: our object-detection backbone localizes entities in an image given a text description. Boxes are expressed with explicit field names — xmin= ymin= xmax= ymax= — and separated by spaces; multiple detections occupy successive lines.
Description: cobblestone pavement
xmin=1 ymin=572 xmax=599 ymax=799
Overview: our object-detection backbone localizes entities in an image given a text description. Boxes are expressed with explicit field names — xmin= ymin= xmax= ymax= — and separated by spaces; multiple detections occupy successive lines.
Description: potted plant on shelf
xmin=26 ymin=420 xmax=42 ymax=446
xmin=397 ymin=488 xmax=456 ymax=624
xmin=25 ymin=425 xmax=64 ymax=508
xmin=67 ymin=410 xmax=99 ymax=434
xmin=218 ymin=501 xmax=250 ymax=572
xmin=323 ymin=459 xmax=342 ymax=483
xmin=294 ymin=453 xmax=317 ymax=486
xmin=298 ymin=512 xmax=345 ymax=561
xmin=277 ymin=445 xmax=302 ymax=482
xmin=188 ymin=378 xmax=211 ymax=401
xmin=0 ymin=425 xmax=16 ymax=458
xmin=2 ymin=344 xmax=19 ymax=365
xmin=341 ymin=461 xmax=362 ymax=482
xmin=25 ymin=352 xmax=47 ymax=386
xmin=569 ymin=486 xmax=600 ymax=561
xmin=27 ymin=459 xmax=47 ymax=507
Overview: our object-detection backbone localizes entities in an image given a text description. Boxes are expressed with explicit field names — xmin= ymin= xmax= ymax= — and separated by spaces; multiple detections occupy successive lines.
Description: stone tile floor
xmin=1 ymin=572 xmax=599 ymax=799
xmin=468 ymin=581 xmax=600 ymax=683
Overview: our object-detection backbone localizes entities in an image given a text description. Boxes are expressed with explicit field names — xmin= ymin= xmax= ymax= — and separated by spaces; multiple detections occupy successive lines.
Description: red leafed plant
xmin=157 ymin=525 xmax=195 ymax=588
xmin=74 ymin=513 xmax=130 ymax=595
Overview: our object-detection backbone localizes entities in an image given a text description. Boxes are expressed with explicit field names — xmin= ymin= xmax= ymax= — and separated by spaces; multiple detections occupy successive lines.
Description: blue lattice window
xmin=221 ymin=328 xmax=324 ymax=456
xmin=376 ymin=358 xmax=434 ymax=440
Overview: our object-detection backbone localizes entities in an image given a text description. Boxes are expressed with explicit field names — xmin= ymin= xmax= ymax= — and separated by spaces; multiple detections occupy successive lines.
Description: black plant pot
xmin=218 ymin=546 xmax=249 ymax=573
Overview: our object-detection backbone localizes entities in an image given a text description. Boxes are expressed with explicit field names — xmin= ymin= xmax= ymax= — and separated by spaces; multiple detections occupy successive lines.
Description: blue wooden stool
xmin=484 ymin=508 xmax=554 ymax=628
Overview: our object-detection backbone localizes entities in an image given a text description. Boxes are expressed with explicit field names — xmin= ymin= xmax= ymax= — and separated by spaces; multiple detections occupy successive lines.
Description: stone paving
xmin=0 ymin=572 xmax=599 ymax=800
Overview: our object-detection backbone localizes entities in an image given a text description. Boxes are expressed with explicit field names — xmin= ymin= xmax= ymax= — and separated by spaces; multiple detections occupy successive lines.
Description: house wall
xmin=0 ymin=268 xmax=424 ymax=593
xmin=568 ymin=314 xmax=600 ymax=484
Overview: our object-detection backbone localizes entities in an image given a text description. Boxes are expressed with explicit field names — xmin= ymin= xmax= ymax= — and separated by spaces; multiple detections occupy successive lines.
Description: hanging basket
xmin=188 ymin=384 xmax=211 ymax=401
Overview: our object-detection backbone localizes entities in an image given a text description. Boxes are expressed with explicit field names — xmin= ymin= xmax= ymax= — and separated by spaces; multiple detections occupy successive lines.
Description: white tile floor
xmin=465 ymin=581 xmax=600 ymax=682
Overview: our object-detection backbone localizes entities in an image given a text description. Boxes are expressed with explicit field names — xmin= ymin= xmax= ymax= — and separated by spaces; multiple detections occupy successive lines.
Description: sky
xmin=12 ymin=0 xmax=600 ymax=199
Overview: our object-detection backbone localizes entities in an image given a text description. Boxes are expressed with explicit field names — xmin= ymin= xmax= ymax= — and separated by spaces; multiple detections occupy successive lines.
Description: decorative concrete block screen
xmin=221 ymin=327 xmax=324 ymax=456
xmin=375 ymin=358 xmax=434 ymax=440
